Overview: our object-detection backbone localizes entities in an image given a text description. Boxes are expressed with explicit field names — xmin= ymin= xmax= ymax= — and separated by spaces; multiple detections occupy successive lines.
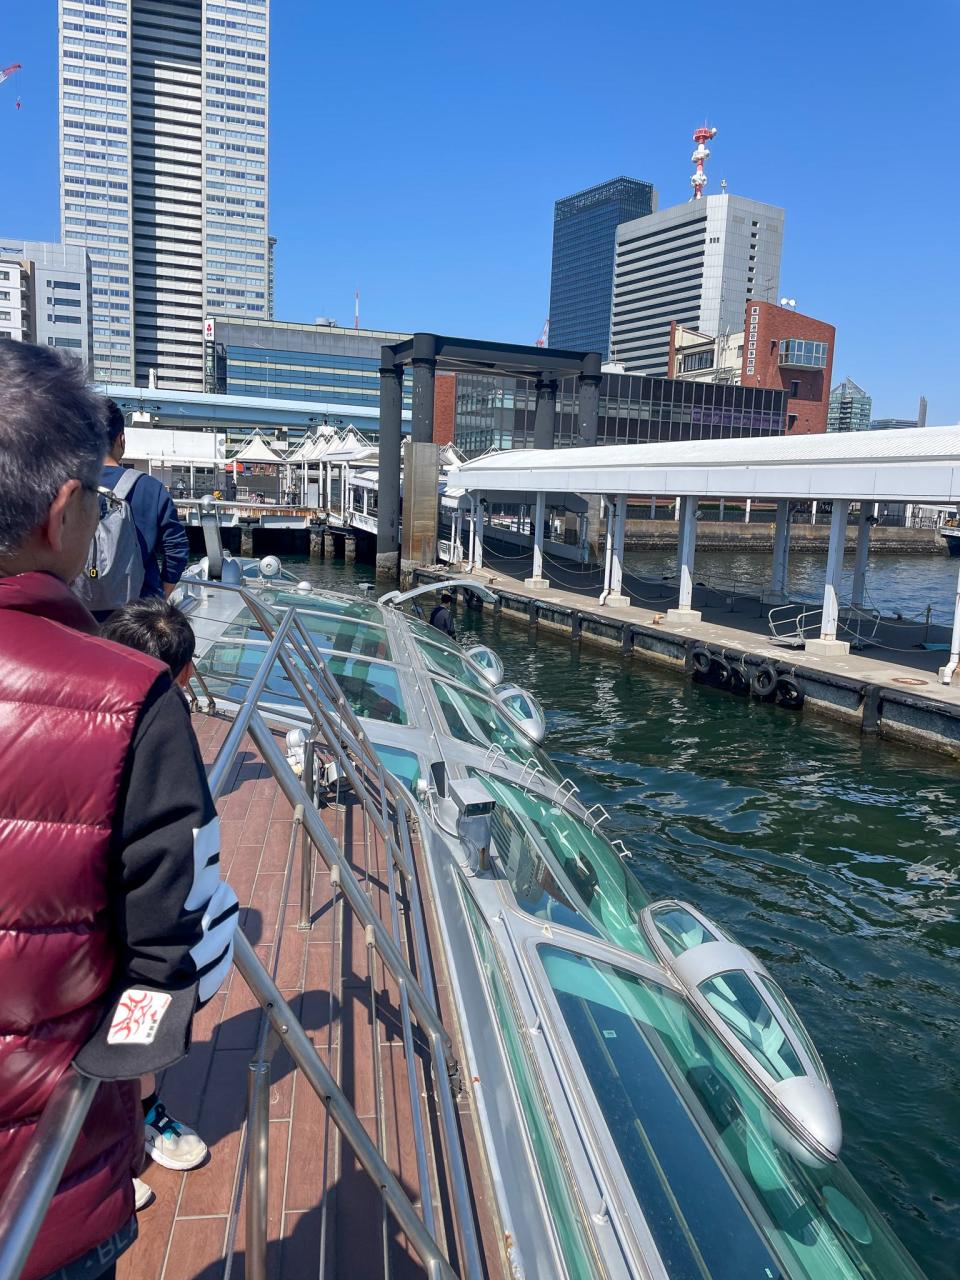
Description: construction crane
xmin=535 ymin=318 xmax=549 ymax=348
xmin=1 ymin=63 xmax=22 ymax=109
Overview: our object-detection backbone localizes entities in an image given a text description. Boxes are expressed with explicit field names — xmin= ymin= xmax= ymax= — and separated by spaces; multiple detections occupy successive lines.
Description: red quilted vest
xmin=0 ymin=572 xmax=166 ymax=1280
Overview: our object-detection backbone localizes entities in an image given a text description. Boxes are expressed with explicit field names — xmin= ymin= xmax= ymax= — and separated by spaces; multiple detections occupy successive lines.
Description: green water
xmin=294 ymin=556 xmax=960 ymax=1278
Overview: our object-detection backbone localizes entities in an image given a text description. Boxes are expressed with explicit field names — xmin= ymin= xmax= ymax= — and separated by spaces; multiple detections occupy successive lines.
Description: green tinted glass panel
xmin=478 ymin=775 xmax=653 ymax=958
xmin=197 ymin=639 xmax=310 ymax=712
xmin=699 ymin=971 xmax=804 ymax=1080
xmin=414 ymin=637 xmax=489 ymax=693
xmin=225 ymin=613 xmax=390 ymax=660
xmin=432 ymin=680 xmax=559 ymax=780
xmin=406 ymin=615 xmax=461 ymax=653
xmin=463 ymin=894 xmax=598 ymax=1279
xmin=541 ymin=946 xmax=924 ymax=1280
xmin=326 ymin=656 xmax=406 ymax=725
xmin=759 ymin=975 xmax=830 ymax=1083
xmin=377 ymin=745 xmax=420 ymax=792
xmin=262 ymin=588 xmax=384 ymax=622
xmin=651 ymin=904 xmax=719 ymax=956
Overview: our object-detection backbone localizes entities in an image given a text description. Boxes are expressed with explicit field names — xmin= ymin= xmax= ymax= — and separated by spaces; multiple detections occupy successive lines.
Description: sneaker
xmin=133 ymin=1177 xmax=154 ymax=1211
xmin=144 ymin=1100 xmax=208 ymax=1171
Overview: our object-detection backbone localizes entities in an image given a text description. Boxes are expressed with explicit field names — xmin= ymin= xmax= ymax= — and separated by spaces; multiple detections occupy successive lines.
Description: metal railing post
xmin=299 ymin=744 xmax=314 ymax=930
xmin=245 ymin=1060 xmax=270 ymax=1280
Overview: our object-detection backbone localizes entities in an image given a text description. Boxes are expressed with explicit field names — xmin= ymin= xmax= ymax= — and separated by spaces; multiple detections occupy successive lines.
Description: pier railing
xmin=0 ymin=587 xmax=482 ymax=1280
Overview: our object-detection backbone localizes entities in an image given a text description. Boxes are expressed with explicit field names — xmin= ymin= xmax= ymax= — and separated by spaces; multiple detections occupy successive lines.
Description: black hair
xmin=0 ymin=341 xmax=107 ymax=555
xmin=99 ymin=597 xmax=196 ymax=679
xmin=440 ymin=592 xmax=452 ymax=604
xmin=105 ymin=398 xmax=126 ymax=446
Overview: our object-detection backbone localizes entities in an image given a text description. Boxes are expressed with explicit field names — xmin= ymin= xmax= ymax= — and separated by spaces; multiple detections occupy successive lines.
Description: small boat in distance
xmin=939 ymin=522 xmax=960 ymax=556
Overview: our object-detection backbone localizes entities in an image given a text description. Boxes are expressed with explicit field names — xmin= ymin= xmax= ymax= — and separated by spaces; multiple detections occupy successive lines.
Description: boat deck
xmin=121 ymin=712 xmax=502 ymax=1280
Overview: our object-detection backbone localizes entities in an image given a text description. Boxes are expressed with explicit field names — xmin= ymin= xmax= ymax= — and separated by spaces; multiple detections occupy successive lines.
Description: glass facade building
xmin=548 ymin=177 xmax=656 ymax=356
xmin=455 ymin=372 xmax=786 ymax=458
xmin=827 ymin=378 xmax=872 ymax=432
xmin=59 ymin=0 xmax=270 ymax=388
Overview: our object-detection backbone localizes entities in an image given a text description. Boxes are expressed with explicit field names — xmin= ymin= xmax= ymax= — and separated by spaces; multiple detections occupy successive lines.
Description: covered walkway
xmin=449 ymin=426 xmax=960 ymax=685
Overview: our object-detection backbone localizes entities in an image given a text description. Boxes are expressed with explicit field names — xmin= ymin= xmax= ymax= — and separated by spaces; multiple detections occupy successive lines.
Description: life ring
xmin=728 ymin=665 xmax=750 ymax=696
xmin=691 ymin=646 xmax=712 ymax=676
xmin=750 ymin=661 xmax=779 ymax=699
xmin=777 ymin=676 xmax=805 ymax=710
xmin=711 ymin=656 xmax=732 ymax=687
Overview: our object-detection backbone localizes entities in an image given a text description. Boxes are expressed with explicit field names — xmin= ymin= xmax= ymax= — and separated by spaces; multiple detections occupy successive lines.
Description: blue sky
xmin=3 ymin=0 xmax=958 ymax=422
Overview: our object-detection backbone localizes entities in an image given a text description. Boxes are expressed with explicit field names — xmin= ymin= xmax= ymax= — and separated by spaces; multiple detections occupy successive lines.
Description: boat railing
xmin=0 ymin=586 xmax=483 ymax=1280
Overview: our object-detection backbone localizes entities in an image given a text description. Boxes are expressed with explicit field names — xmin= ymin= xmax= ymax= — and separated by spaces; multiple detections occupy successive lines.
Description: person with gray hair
xmin=0 ymin=342 xmax=238 ymax=1280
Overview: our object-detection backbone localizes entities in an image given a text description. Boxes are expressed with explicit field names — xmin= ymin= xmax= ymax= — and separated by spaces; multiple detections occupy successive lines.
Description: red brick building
xmin=740 ymin=301 xmax=834 ymax=435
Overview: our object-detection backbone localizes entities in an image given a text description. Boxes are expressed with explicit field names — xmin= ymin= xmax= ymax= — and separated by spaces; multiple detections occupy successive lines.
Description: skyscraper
xmin=59 ymin=0 xmax=270 ymax=389
xmin=548 ymin=177 xmax=656 ymax=355
xmin=610 ymin=194 xmax=784 ymax=375
xmin=827 ymin=378 xmax=872 ymax=432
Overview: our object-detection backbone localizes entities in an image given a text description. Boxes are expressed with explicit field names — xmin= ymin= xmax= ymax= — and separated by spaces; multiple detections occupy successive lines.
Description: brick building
xmin=669 ymin=300 xmax=835 ymax=434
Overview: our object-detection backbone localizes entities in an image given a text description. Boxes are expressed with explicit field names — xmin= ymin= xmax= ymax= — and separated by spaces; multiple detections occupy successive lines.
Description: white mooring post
xmin=667 ymin=496 xmax=702 ymax=622
xmin=606 ymin=494 xmax=630 ymax=607
xmin=771 ymin=499 xmax=791 ymax=599
xmin=807 ymin=499 xmax=851 ymax=655
xmin=467 ymin=497 xmax=477 ymax=569
xmin=851 ymin=502 xmax=872 ymax=608
xmin=744 ymin=498 xmax=752 ymax=524
xmin=525 ymin=490 xmax=548 ymax=589
xmin=475 ymin=499 xmax=485 ymax=571
xmin=600 ymin=497 xmax=614 ymax=601
xmin=939 ymin=562 xmax=960 ymax=684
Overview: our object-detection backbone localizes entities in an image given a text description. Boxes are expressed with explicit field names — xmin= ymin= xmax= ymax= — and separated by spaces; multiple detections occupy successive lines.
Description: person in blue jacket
xmin=100 ymin=401 xmax=189 ymax=604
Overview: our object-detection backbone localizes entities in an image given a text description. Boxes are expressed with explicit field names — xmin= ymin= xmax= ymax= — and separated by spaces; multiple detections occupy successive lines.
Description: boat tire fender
xmin=777 ymin=676 xmax=805 ymax=710
xmin=711 ymin=656 xmax=732 ymax=687
xmin=728 ymin=665 xmax=750 ymax=696
xmin=691 ymin=646 xmax=712 ymax=677
xmin=751 ymin=661 xmax=779 ymax=700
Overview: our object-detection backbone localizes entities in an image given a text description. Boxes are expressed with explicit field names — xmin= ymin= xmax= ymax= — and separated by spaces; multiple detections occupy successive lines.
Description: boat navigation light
xmin=258 ymin=555 xmax=282 ymax=578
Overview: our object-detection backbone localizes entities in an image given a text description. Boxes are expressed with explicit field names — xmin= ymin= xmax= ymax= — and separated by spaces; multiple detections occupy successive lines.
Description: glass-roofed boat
xmin=174 ymin=550 xmax=926 ymax=1280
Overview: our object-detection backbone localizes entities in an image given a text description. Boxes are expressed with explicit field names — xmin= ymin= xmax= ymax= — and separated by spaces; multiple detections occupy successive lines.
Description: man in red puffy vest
xmin=0 ymin=342 xmax=238 ymax=1280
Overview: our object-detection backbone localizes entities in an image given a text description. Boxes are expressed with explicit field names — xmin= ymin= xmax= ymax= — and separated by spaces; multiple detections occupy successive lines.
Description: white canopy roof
xmin=449 ymin=426 xmax=960 ymax=504
xmin=228 ymin=431 xmax=284 ymax=464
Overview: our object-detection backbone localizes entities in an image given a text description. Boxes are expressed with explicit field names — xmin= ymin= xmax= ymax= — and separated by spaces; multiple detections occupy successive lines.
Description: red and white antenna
xmin=535 ymin=317 xmax=549 ymax=348
xmin=691 ymin=125 xmax=717 ymax=200
xmin=354 ymin=288 xmax=359 ymax=331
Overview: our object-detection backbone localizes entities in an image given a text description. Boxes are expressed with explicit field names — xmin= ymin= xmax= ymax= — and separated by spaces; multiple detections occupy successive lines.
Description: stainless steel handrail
xmin=0 ymin=587 xmax=476 ymax=1280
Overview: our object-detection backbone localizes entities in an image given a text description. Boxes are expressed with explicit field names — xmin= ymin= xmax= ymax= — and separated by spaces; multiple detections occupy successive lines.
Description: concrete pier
xmin=413 ymin=564 xmax=960 ymax=761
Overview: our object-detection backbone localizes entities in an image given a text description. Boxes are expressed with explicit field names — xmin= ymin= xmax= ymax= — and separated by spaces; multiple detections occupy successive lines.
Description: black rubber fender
xmin=691 ymin=646 xmax=712 ymax=676
xmin=711 ymin=656 xmax=732 ymax=687
xmin=751 ymin=661 xmax=779 ymax=700
xmin=777 ymin=676 xmax=805 ymax=710
xmin=728 ymin=665 xmax=750 ymax=696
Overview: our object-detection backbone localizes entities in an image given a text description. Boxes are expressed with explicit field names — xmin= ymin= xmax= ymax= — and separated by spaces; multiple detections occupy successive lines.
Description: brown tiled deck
xmin=120 ymin=713 xmax=502 ymax=1280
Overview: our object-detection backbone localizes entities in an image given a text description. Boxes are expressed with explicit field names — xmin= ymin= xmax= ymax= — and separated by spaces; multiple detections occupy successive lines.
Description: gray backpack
xmin=73 ymin=468 xmax=146 ymax=612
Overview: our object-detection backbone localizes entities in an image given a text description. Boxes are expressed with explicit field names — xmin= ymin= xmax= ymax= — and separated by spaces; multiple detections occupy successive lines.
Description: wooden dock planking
xmin=117 ymin=713 xmax=500 ymax=1280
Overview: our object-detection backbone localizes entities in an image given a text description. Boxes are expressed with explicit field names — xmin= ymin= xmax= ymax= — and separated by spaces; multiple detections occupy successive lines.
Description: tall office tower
xmin=610 ymin=194 xmax=784 ymax=375
xmin=548 ymin=177 xmax=656 ymax=355
xmin=59 ymin=0 xmax=269 ymax=389
xmin=827 ymin=377 xmax=872 ymax=432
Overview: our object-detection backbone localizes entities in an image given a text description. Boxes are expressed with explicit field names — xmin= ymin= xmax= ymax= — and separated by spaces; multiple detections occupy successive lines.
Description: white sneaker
xmin=144 ymin=1100 xmax=208 ymax=1171
xmin=133 ymin=1177 xmax=154 ymax=1211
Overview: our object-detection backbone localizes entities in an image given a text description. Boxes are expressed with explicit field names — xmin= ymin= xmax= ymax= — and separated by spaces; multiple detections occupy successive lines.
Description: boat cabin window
xmin=405 ymin=615 xmax=462 ymax=654
xmin=413 ymin=637 xmax=490 ymax=694
xmin=758 ymin=975 xmax=830 ymax=1084
xmin=477 ymin=775 xmax=653 ymax=959
xmin=197 ymin=640 xmax=310 ymax=714
xmin=262 ymin=589 xmax=384 ymax=623
xmin=540 ymin=945 xmax=922 ymax=1280
xmin=431 ymin=680 xmax=559 ymax=780
xmin=225 ymin=614 xmax=391 ymax=660
xmin=698 ymin=971 xmax=805 ymax=1081
xmin=325 ymin=656 xmax=407 ymax=725
xmin=650 ymin=903 xmax=722 ymax=955
xmin=376 ymin=745 xmax=421 ymax=792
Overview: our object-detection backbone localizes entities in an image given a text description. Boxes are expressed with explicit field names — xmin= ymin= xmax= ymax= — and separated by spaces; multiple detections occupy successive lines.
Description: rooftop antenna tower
xmin=691 ymin=125 xmax=717 ymax=200
xmin=535 ymin=317 xmax=549 ymax=348
xmin=354 ymin=289 xmax=360 ymax=331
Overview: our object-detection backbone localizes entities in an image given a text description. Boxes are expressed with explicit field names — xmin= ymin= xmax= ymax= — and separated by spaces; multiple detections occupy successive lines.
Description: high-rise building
xmin=59 ymin=0 xmax=270 ymax=390
xmin=610 ymin=194 xmax=784 ymax=375
xmin=548 ymin=177 xmax=656 ymax=355
xmin=267 ymin=234 xmax=277 ymax=319
xmin=0 ymin=238 xmax=93 ymax=366
xmin=827 ymin=378 xmax=872 ymax=432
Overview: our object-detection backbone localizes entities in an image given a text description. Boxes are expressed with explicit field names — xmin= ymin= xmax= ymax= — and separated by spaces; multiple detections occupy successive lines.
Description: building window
xmin=790 ymin=380 xmax=800 ymax=398
xmin=682 ymin=351 xmax=714 ymax=372
xmin=778 ymin=339 xmax=827 ymax=369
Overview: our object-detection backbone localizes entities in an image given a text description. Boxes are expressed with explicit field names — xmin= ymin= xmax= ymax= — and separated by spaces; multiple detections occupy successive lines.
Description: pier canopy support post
xmin=667 ymin=496 xmax=702 ymax=622
xmin=605 ymin=494 xmax=630 ymax=607
xmin=770 ymin=499 xmax=791 ymax=599
xmin=852 ymin=502 xmax=872 ymax=608
xmin=938 ymin=561 xmax=960 ymax=684
xmin=475 ymin=498 xmax=485 ymax=571
xmin=600 ymin=497 xmax=615 ymax=602
xmin=807 ymin=499 xmax=851 ymax=656
xmin=533 ymin=377 xmax=558 ymax=450
xmin=410 ymin=334 xmax=436 ymax=444
xmin=376 ymin=353 xmax=403 ymax=578
xmin=577 ymin=354 xmax=604 ymax=559
xmin=525 ymin=490 xmax=549 ymax=589
xmin=467 ymin=497 xmax=477 ymax=569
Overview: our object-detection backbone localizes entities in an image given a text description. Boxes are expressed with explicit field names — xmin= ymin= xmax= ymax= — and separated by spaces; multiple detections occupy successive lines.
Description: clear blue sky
xmin=4 ymin=0 xmax=958 ymax=422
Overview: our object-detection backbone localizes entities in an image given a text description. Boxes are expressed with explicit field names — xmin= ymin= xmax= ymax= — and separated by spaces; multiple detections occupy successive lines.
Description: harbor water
xmin=294 ymin=555 xmax=959 ymax=1278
